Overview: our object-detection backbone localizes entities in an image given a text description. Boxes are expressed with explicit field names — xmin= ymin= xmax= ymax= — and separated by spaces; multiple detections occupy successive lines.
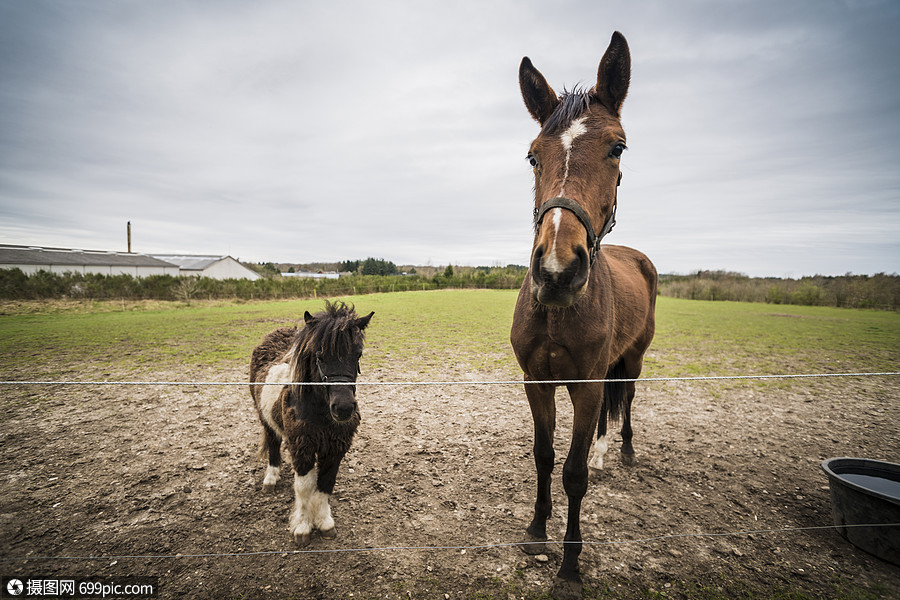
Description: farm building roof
xmin=150 ymin=254 xmax=260 ymax=280
xmin=150 ymin=254 xmax=227 ymax=271
xmin=0 ymin=244 xmax=176 ymax=268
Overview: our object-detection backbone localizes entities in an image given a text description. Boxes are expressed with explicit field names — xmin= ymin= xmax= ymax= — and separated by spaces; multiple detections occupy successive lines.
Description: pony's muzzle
xmin=328 ymin=386 xmax=357 ymax=423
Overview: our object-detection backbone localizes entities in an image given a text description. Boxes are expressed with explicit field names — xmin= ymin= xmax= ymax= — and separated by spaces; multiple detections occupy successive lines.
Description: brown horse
xmin=510 ymin=32 xmax=657 ymax=596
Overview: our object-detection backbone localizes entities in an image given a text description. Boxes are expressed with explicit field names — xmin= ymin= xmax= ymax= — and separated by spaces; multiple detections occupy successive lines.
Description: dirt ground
xmin=1 ymin=359 xmax=899 ymax=599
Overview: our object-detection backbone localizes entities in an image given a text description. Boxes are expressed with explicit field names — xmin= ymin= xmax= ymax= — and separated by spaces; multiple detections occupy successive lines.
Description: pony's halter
xmin=533 ymin=171 xmax=621 ymax=263
xmin=315 ymin=356 xmax=358 ymax=385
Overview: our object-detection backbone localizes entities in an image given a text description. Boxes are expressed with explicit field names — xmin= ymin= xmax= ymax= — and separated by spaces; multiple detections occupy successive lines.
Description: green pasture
xmin=1 ymin=290 xmax=897 ymax=383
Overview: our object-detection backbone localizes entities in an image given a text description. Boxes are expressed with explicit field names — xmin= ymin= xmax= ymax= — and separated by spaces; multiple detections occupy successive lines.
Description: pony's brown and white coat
xmin=249 ymin=302 xmax=373 ymax=546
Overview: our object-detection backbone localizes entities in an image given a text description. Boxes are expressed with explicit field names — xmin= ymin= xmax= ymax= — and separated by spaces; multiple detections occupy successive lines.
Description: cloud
xmin=1 ymin=0 xmax=898 ymax=275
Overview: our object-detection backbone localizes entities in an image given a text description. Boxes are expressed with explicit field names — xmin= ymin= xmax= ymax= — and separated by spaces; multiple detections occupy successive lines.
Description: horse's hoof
xmin=521 ymin=535 xmax=548 ymax=555
xmin=620 ymin=451 xmax=636 ymax=466
xmin=262 ymin=483 xmax=276 ymax=493
xmin=293 ymin=532 xmax=311 ymax=547
xmin=551 ymin=576 xmax=583 ymax=600
xmin=319 ymin=527 xmax=337 ymax=540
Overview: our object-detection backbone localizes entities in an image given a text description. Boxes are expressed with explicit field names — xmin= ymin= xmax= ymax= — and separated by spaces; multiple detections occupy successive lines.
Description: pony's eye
xmin=526 ymin=154 xmax=539 ymax=168
xmin=609 ymin=143 xmax=627 ymax=159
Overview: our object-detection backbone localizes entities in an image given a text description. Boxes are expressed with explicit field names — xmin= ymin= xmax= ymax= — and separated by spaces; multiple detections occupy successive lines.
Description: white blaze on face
xmin=558 ymin=116 xmax=587 ymax=198
xmin=542 ymin=117 xmax=588 ymax=274
xmin=543 ymin=208 xmax=564 ymax=273
xmin=561 ymin=117 xmax=588 ymax=152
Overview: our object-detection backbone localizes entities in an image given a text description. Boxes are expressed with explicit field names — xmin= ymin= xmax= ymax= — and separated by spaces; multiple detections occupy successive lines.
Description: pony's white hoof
xmin=262 ymin=466 xmax=280 ymax=492
xmin=319 ymin=526 xmax=337 ymax=539
xmin=293 ymin=531 xmax=311 ymax=547
xmin=588 ymin=455 xmax=604 ymax=472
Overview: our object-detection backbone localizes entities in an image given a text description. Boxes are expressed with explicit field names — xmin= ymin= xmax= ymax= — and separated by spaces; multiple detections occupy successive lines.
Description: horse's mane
xmin=542 ymin=86 xmax=592 ymax=135
xmin=289 ymin=301 xmax=365 ymax=384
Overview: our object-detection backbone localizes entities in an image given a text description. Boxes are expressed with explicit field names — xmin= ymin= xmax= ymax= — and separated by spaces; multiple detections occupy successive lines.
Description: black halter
xmin=315 ymin=355 xmax=359 ymax=385
xmin=533 ymin=171 xmax=621 ymax=263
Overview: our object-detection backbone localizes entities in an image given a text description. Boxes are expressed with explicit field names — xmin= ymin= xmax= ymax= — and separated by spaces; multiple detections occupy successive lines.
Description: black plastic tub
xmin=821 ymin=457 xmax=900 ymax=565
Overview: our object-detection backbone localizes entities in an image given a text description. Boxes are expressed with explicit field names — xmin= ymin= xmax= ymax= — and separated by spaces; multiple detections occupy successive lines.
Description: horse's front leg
xmin=523 ymin=381 xmax=556 ymax=554
xmin=555 ymin=382 xmax=603 ymax=598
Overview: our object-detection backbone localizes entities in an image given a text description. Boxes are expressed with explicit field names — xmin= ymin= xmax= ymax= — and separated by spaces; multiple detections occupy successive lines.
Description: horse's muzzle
xmin=530 ymin=244 xmax=590 ymax=308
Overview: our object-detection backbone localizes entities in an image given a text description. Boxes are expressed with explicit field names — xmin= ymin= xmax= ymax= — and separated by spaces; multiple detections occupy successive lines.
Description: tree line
xmin=658 ymin=270 xmax=899 ymax=310
xmin=1 ymin=267 xmax=896 ymax=310
xmin=0 ymin=265 xmax=528 ymax=302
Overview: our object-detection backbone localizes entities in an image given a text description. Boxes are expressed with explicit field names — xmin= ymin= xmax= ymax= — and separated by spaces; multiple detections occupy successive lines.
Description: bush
xmin=659 ymin=271 xmax=899 ymax=309
xmin=0 ymin=266 xmax=528 ymax=302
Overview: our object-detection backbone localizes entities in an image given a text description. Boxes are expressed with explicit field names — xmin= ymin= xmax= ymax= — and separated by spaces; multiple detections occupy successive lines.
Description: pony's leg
xmin=311 ymin=453 xmax=346 ymax=539
xmin=588 ymin=399 xmax=609 ymax=472
xmin=523 ymin=382 xmax=556 ymax=554
xmin=261 ymin=425 xmax=282 ymax=492
xmin=288 ymin=447 xmax=317 ymax=546
xmin=556 ymin=382 xmax=603 ymax=593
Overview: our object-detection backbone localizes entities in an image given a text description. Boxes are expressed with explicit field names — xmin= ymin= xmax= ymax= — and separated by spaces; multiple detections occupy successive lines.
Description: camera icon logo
xmin=6 ymin=579 xmax=24 ymax=596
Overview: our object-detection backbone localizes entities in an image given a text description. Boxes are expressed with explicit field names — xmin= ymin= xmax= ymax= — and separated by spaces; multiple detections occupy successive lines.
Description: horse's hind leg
xmin=619 ymin=380 xmax=636 ymax=464
xmin=588 ymin=399 xmax=609 ymax=472
xmin=260 ymin=425 xmax=282 ymax=492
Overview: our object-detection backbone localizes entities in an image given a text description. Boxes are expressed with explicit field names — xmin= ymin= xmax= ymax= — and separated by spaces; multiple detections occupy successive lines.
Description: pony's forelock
xmin=289 ymin=301 xmax=365 ymax=383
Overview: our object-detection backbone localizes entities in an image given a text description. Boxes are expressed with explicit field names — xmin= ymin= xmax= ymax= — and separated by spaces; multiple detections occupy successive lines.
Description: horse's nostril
xmin=531 ymin=246 xmax=545 ymax=279
xmin=331 ymin=401 xmax=356 ymax=423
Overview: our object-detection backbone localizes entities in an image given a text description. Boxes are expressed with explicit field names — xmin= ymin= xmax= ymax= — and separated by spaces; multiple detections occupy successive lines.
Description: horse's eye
xmin=609 ymin=143 xmax=626 ymax=159
xmin=526 ymin=154 xmax=539 ymax=168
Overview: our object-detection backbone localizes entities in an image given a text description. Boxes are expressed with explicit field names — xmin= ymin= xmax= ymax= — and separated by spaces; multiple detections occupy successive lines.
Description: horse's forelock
xmin=541 ymin=88 xmax=591 ymax=135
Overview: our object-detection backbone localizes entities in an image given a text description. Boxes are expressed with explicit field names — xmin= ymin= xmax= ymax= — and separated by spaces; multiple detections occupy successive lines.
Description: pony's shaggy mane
xmin=289 ymin=301 xmax=366 ymax=383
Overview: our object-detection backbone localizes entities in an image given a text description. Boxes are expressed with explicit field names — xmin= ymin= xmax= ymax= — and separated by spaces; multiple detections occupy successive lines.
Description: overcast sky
xmin=1 ymin=1 xmax=898 ymax=276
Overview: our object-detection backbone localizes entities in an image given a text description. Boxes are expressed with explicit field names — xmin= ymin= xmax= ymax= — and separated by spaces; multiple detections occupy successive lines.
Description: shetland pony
xmin=250 ymin=301 xmax=374 ymax=545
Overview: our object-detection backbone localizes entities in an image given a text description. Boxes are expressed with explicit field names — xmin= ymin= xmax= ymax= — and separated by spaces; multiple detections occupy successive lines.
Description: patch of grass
xmin=0 ymin=292 xmax=897 ymax=385
xmin=648 ymin=298 xmax=900 ymax=379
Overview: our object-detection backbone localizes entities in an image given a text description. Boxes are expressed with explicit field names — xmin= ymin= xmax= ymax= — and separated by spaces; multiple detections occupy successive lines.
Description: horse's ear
xmin=354 ymin=311 xmax=374 ymax=330
xmin=592 ymin=31 xmax=630 ymax=118
xmin=304 ymin=311 xmax=315 ymax=324
xmin=520 ymin=57 xmax=559 ymax=125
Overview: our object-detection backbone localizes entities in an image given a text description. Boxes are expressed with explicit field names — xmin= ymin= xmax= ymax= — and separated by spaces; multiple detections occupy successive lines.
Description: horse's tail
xmin=603 ymin=358 xmax=628 ymax=424
xmin=256 ymin=428 xmax=269 ymax=461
